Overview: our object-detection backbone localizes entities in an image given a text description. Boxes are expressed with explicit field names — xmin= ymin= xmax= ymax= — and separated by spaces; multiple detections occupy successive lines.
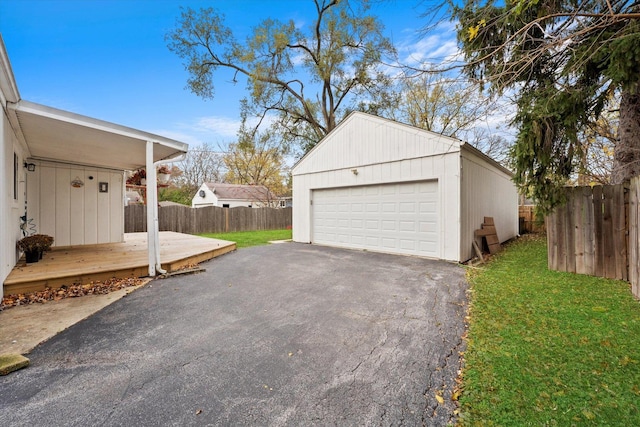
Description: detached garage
xmin=292 ymin=112 xmax=518 ymax=262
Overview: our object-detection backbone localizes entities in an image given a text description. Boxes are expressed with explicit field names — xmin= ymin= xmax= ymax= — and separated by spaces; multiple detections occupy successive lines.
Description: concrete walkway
xmin=0 ymin=283 xmax=146 ymax=356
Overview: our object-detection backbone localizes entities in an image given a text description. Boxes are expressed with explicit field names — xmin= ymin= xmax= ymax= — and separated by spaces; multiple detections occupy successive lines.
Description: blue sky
xmin=0 ymin=0 xmax=458 ymax=149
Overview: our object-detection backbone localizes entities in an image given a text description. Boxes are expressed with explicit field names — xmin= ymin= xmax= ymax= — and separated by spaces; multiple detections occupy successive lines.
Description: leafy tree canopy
xmin=166 ymin=0 xmax=395 ymax=154
xmin=375 ymin=72 xmax=512 ymax=164
xmin=223 ymin=106 xmax=289 ymax=198
xmin=452 ymin=0 xmax=640 ymax=212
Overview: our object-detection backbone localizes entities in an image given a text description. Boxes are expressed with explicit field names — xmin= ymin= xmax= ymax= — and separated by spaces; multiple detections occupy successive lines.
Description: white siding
xmin=293 ymin=113 xmax=462 ymax=176
xmin=27 ymin=161 xmax=124 ymax=246
xmin=192 ymin=183 xmax=218 ymax=208
xmin=293 ymin=112 xmax=463 ymax=261
xmin=1 ymin=106 xmax=28 ymax=287
xmin=459 ymin=146 xmax=518 ymax=261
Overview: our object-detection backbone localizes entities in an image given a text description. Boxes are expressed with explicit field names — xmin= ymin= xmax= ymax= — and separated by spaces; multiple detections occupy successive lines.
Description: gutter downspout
xmin=151 ymin=153 xmax=185 ymax=275
xmin=146 ymin=141 xmax=158 ymax=276
xmin=146 ymin=140 xmax=186 ymax=276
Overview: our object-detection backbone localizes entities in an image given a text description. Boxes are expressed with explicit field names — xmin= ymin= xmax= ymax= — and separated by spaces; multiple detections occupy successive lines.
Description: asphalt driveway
xmin=0 ymin=243 xmax=468 ymax=426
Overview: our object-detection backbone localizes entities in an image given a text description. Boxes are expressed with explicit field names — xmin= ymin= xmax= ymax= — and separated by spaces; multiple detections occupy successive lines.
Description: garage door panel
xmin=382 ymin=202 xmax=396 ymax=212
xmin=399 ymin=202 xmax=416 ymax=213
xmin=419 ymin=221 xmax=437 ymax=232
xmin=381 ymin=238 xmax=396 ymax=248
xmin=365 ymin=236 xmax=380 ymax=246
xmin=400 ymin=239 xmax=415 ymax=250
xmin=365 ymin=220 xmax=379 ymax=229
xmin=381 ymin=185 xmax=395 ymax=195
xmin=382 ymin=220 xmax=396 ymax=230
xmin=312 ymin=181 xmax=439 ymax=258
xmin=399 ymin=221 xmax=415 ymax=231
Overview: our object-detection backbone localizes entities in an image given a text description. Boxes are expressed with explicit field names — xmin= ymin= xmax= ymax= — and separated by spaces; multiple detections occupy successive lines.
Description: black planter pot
xmin=25 ymin=250 xmax=40 ymax=263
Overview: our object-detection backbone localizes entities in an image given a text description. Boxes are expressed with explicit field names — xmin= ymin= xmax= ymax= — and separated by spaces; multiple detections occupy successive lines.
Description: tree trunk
xmin=612 ymin=85 xmax=640 ymax=183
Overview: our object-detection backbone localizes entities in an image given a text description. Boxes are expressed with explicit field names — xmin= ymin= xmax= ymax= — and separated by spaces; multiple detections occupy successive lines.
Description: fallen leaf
xmin=195 ymin=409 xmax=202 ymax=415
xmin=435 ymin=393 xmax=444 ymax=404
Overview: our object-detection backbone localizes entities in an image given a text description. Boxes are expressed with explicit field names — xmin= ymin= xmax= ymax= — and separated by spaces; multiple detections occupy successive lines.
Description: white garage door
xmin=312 ymin=181 xmax=439 ymax=257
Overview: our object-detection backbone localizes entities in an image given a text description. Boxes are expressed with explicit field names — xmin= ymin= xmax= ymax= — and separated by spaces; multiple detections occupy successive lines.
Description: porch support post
xmin=146 ymin=140 xmax=158 ymax=276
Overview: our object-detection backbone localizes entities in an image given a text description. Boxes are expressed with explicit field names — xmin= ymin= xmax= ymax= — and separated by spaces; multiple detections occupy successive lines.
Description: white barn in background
xmin=292 ymin=112 xmax=518 ymax=262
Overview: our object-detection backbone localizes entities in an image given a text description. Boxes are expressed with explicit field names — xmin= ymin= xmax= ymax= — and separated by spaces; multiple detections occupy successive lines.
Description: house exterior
xmin=292 ymin=112 xmax=518 ymax=262
xmin=1 ymin=35 xmax=188 ymax=292
xmin=192 ymin=183 xmax=279 ymax=208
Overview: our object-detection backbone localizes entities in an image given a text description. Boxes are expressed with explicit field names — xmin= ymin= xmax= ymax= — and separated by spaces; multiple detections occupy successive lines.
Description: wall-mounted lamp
xmin=24 ymin=162 xmax=36 ymax=172
xmin=351 ymin=168 xmax=359 ymax=175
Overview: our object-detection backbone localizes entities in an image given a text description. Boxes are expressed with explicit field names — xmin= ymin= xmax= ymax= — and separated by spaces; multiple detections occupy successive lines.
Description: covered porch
xmin=3 ymin=232 xmax=236 ymax=297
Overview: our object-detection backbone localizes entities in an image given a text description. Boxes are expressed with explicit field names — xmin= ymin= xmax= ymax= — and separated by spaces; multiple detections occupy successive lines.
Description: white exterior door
xmin=312 ymin=181 xmax=439 ymax=257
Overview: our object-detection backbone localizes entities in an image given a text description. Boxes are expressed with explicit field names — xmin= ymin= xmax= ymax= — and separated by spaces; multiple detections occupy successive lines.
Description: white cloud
xmin=194 ymin=116 xmax=242 ymax=137
xmin=396 ymin=20 xmax=463 ymax=68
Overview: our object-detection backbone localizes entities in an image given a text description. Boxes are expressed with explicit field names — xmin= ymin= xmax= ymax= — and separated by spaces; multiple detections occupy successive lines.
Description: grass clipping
xmin=458 ymin=234 xmax=640 ymax=425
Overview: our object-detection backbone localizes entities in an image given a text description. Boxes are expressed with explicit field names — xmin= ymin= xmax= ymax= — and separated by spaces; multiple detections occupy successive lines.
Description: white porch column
xmin=146 ymin=140 xmax=158 ymax=276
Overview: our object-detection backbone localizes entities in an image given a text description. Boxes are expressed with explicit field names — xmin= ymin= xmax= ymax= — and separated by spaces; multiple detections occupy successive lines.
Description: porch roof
xmin=8 ymin=100 xmax=188 ymax=170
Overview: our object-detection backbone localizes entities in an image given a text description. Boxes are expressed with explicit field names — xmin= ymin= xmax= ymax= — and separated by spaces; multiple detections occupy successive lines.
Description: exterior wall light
xmin=24 ymin=162 xmax=36 ymax=171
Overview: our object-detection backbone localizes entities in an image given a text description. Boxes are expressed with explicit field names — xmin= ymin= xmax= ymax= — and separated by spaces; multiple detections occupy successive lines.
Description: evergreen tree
xmin=453 ymin=0 xmax=640 ymax=211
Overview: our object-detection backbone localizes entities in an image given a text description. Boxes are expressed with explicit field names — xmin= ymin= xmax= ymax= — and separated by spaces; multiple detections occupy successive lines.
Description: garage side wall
xmin=293 ymin=153 xmax=462 ymax=261
xmin=460 ymin=148 xmax=518 ymax=261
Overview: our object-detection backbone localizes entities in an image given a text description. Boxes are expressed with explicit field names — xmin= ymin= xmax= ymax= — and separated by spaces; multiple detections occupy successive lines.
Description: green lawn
xmin=460 ymin=234 xmax=640 ymax=425
xmin=199 ymin=229 xmax=292 ymax=248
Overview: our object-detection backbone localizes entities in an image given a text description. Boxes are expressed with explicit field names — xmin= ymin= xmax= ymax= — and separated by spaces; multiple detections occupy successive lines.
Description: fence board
xmin=565 ymin=192 xmax=576 ymax=273
xmin=574 ymin=187 xmax=586 ymax=274
xmin=629 ymin=176 xmax=639 ymax=299
xmin=125 ymin=205 xmax=292 ymax=234
xmin=613 ymin=184 xmax=627 ymax=281
xmin=546 ymin=183 xmax=629 ymax=281
xmin=592 ymin=185 xmax=604 ymax=277
xmin=582 ymin=186 xmax=595 ymax=275
xmin=602 ymin=185 xmax=616 ymax=278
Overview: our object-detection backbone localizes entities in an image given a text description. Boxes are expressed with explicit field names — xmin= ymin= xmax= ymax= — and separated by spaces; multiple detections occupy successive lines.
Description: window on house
xmin=222 ymin=204 xmax=230 ymax=208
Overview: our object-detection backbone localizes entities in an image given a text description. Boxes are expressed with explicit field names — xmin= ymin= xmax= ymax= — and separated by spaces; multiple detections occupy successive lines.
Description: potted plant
xmin=157 ymin=165 xmax=171 ymax=184
xmin=17 ymin=234 xmax=54 ymax=263
xmin=126 ymin=168 xmax=146 ymax=186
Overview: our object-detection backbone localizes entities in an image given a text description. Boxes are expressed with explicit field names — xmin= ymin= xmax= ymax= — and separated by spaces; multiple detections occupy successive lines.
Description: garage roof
xmin=8 ymin=100 xmax=188 ymax=171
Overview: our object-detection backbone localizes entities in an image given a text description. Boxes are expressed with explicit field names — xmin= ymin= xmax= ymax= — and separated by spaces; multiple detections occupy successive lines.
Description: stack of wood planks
xmin=473 ymin=217 xmax=501 ymax=261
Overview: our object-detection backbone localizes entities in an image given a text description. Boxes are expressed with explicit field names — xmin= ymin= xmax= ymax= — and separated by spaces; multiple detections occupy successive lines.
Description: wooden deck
xmin=3 ymin=232 xmax=236 ymax=296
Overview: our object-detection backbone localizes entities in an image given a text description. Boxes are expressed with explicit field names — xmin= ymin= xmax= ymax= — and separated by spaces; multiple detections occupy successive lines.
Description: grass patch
xmin=460 ymin=234 xmax=640 ymax=426
xmin=199 ymin=229 xmax=292 ymax=249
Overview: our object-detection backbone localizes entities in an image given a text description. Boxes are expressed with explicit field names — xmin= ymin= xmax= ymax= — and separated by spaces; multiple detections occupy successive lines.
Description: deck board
xmin=3 ymin=232 xmax=235 ymax=296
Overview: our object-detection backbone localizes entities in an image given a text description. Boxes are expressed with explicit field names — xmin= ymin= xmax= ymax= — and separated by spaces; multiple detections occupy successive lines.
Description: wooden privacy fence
xmin=545 ymin=177 xmax=640 ymax=299
xmin=629 ymin=176 xmax=639 ymax=299
xmin=519 ymin=205 xmax=546 ymax=234
xmin=125 ymin=205 xmax=292 ymax=234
